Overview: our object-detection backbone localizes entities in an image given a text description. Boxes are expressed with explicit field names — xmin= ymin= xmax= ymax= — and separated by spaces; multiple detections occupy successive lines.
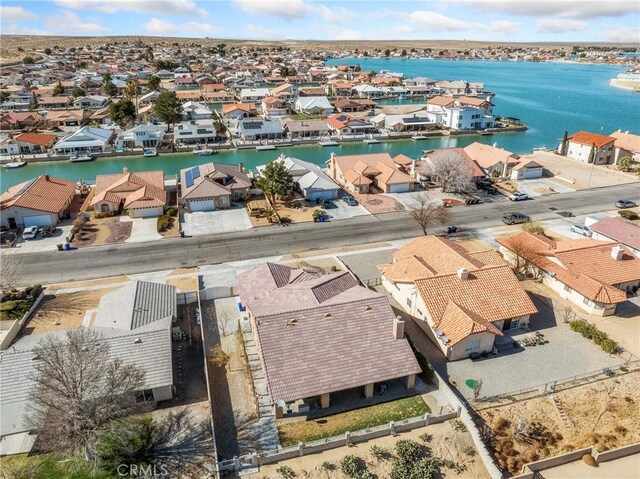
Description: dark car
xmin=615 ymin=199 xmax=637 ymax=209
xmin=39 ymin=226 xmax=58 ymax=237
xmin=502 ymin=212 xmax=531 ymax=225
xmin=317 ymin=198 xmax=333 ymax=209
xmin=342 ymin=195 xmax=358 ymax=206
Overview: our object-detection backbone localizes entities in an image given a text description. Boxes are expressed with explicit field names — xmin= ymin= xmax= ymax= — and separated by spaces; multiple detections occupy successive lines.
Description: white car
xmin=22 ymin=226 xmax=39 ymax=240
xmin=509 ymin=192 xmax=529 ymax=201
xmin=571 ymin=224 xmax=592 ymax=237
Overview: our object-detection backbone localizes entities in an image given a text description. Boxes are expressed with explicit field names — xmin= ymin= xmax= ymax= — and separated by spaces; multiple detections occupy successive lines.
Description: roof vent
xmin=133 ymin=337 xmax=142 ymax=344
xmin=457 ymin=268 xmax=469 ymax=280
xmin=365 ymin=306 xmax=373 ymax=312
xmin=287 ymin=318 xmax=298 ymax=326
xmin=611 ymin=245 xmax=625 ymax=261
xmin=323 ymin=312 xmax=332 ymax=319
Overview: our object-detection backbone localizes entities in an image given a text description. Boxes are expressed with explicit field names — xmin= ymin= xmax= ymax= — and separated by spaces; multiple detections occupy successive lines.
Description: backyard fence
xmin=217 ymin=409 xmax=461 ymax=474
xmin=474 ymin=359 xmax=640 ymax=409
xmin=0 ymin=291 xmax=44 ymax=351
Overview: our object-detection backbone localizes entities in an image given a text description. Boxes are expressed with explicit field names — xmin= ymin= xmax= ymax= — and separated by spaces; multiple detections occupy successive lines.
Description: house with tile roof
xmin=379 ymin=236 xmax=537 ymax=361
xmin=561 ymin=131 xmax=616 ymax=165
xmin=420 ymin=147 xmax=486 ymax=182
xmin=497 ymin=232 xmax=640 ymax=316
xmin=589 ymin=218 xmax=640 ymax=258
xmin=463 ymin=142 xmax=521 ymax=177
xmin=237 ymin=262 xmax=421 ymax=413
xmin=0 ymin=132 xmax=58 ymax=155
xmin=91 ymin=168 xmax=167 ymax=218
xmin=0 ymin=281 xmax=175 ymax=456
xmin=0 ymin=175 xmax=77 ymax=229
xmin=180 ymin=162 xmax=251 ymax=212
xmin=328 ymin=152 xmax=416 ymax=194
xmin=325 ymin=113 xmax=377 ymax=136
xmin=609 ymin=130 xmax=640 ymax=165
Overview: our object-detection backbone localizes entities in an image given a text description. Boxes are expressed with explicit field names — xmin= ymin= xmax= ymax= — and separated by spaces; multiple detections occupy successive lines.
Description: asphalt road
xmin=14 ymin=183 xmax=640 ymax=285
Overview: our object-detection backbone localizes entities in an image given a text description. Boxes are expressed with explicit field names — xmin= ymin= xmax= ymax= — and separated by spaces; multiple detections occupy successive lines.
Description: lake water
xmin=2 ymin=58 xmax=638 ymax=191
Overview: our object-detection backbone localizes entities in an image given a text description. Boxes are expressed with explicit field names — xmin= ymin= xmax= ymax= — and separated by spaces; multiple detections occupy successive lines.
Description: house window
xmin=417 ymin=309 xmax=423 ymax=317
xmin=135 ymin=389 xmax=155 ymax=403
xmin=406 ymin=298 xmax=412 ymax=308
xmin=511 ymin=318 xmax=520 ymax=330
xmin=466 ymin=339 xmax=481 ymax=351
xmin=583 ymin=297 xmax=592 ymax=307
xmin=564 ymin=285 xmax=571 ymax=293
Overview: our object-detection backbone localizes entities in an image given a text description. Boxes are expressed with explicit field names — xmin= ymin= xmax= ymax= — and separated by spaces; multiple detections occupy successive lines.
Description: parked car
xmin=476 ymin=178 xmax=492 ymax=189
xmin=509 ymin=192 xmax=529 ymax=202
xmin=342 ymin=195 xmax=358 ymax=206
xmin=22 ymin=226 xmax=39 ymax=240
xmin=570 ymin=224 xmax=592 ymax=237
xmin=615 ymin=199 xmax=637 ymax=209
xmin=502 ymin=213 xmax=531 ymax=225
xmin=39 ymin=226 xmax=58 ymax=237
xmin=317 ymin=198 xmax=333 ymax=209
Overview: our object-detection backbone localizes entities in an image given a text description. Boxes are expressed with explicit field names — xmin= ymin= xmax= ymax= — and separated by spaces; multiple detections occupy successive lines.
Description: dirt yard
xmin=247 ymin=421 xmax=489 ymax=479
xmin=46 ymin=276 xmax=129 ymax=290
xmin=19 ymin=288 xmax=117 ymax=337
xmin=248 ymin=197 xmax=316 ymax=226
xmin=160 ymin=215 xmax=180 ymax=238
xmin=166 ymin=276 xmax=198 ymax=293
xmin=352 ymin=191 xmax=406 ymax=214
xmin=72 ymin=216 xmax=132 ymax=246
xmin=478 ymin=371 xmax=640 ymax=476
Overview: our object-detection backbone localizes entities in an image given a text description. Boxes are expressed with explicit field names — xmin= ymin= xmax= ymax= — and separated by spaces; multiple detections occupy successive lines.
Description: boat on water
xmin=143 ymin=148 xmax=158 ymax=157
xmin=532 ymin=146 xmax=548 ymax=152
xmin=363 ymin=138 xmax=380 ymax=144
xmin=318 ymin=140 xmax=339 ymax=147
xmin=412 ymin=135 xmax=427 ymax=141
xmin=256 ymin=145 xmax=277 ymax=151
xmin=69 ymin=153 xmax=94 ymax=163
xmin=3 ymin=161 xmax=27 ymax=169
xmin=193 ymin=148 xmax=215 ymax=156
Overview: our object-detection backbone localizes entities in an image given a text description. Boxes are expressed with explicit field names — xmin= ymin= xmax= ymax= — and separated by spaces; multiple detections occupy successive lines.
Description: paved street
xmin=10 ymin=183 xmax=640 ymax=285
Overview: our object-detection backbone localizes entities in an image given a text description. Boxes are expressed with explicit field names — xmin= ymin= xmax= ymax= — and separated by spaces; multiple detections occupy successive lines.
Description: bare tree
xmin=429 ymin=150 xmax=473 ymax=193
xmin=0 ymin=254 xmax=23 ymax=292
xmin=408 ymin=192 xmax=451 ymax=235
xmin=504 ymin=236 xmax=538 ymax=276
xmin=27 ymin=329 xmax=145 ymax=457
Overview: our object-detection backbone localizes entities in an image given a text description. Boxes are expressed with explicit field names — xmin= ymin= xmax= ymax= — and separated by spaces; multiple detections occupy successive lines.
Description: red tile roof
xmin=1 ymin=175 xmax=76 ymax=214
xmin=568 ymin=131 xmax=615 ymax=148
xmin=91 ymin=170 xmax=165 ymax=209
xmin=14 ymin=132 xmax=57 ymax=147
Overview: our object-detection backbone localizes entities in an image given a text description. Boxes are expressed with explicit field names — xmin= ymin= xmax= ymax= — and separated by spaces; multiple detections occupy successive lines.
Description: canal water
xmin=2 ymin=59 xmax=638 ymax=190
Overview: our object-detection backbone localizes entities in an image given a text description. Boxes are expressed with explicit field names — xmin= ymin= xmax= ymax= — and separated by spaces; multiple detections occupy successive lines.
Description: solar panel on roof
xmin=242 ymin=121 xmax=263 ymax=130
xmin=185 ymin=170 xmax=193 ymax=188
xmin=16 ymin=178 xmax=37 ymax=196
xmin=196 ymin=128 xmax=211 ymax=134
xmin=190 ymin=166 xmax=200 ymax=179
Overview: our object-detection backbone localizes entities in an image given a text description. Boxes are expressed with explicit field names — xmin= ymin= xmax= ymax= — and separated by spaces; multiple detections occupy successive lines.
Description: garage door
xmin=306 ymin=189 xmax=338 ymax=201
xmin=23 ymin=214 xmax=53 ymax=227
xmin=389 ymin=183 xmax=411 ymax=193
xmin=133 ymin=207 xmax=163 ymax=218
xmin=523 ymin=168 xmax=543 ymax=179
xmin=190 ymin=199 xmax=215 ymax=212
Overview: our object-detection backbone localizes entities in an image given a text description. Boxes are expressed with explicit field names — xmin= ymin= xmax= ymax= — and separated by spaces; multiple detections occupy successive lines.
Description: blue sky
xmin=1 ymin=1 xmax=639 ymax=43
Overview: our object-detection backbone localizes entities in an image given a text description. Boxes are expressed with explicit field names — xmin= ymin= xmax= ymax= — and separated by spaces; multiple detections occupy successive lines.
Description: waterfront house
xmin=236 ymin=118 xmax=283 ymax=141
xmin=221 ymin=102 xmax=257 ymax=122
xmin=589 ymin=218 xmax=640 ymax=258
xmin=328 ymin=152 xmax=416 ymax=194
xmin=0 ymin=132 xmax=57 ymax=155
xmin=0 ymin=175 xmax=76 ymax=229
xmin=174 ymin=122 xmax=217 ymax=145
xmin=282 ymin=118 xmax=330 ymax=139
xmin=181 ymin=101 xmax=213 ymax=121
xmin=370 ymin=111 xmax=437 ymax=133
xmin=352 ymin=84 xmax=385 ymax=99
xmin=562 ymin=131 xmax=615 ymax=165
xmin=44 ymin=109 xmax=87 ymax=127
xmin=294 ymin=96 xmax=334 ymax=115
xmin=379 ymin=236 xmax=537 ymax=361
xmin=257 ymin=155 xmax=340 ymax=200
xmin=437 ymin=80 xmax=486 ymax=96
xmin=180 ymin=162 xmax=251 ymax=212
xmin=51 ymin=126 xmax=113 ymax=155
xmin=426 ymin=96 xmax=494 ymax=130
xmin=332 ymin=98 xmax=375 ymax=112
xmin=463 ymin=142 xmax=520 ymax=177
xmin=236 ymin=262 xmax=421 ymax=413
xmin=325 ymin=113 xmax=376 ymax=136
xmin=497 ymin=233 xmax=640 ymax=316
xmin=116 ymin=124 xmax=165 ymax=149
xmin=91 ymin=168 xmax=167 ymax=218
xmin=609 ymin=130 xmax=640 ymax=165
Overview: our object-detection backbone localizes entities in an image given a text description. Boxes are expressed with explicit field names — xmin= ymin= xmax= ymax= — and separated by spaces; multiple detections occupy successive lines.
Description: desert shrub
xmin=165 ymin=207 xmax=177 ymax=217
xmin=339 ymin=455 xmax=363 ymax=478
xmin=569 ymin=319 xmax=618 ymax=354
xmin=463 ymin=445 xmax=476 ymax=457
xmin=493 ymin=417 xmax=511 ymax=432
xmin=582 ymin=454 xmax=598 ymax=467
xmin=320 ymin=461 xmax=335 ymax=472
xmin=369 ymin=444 xmax=390 ymax=462
xmin=618 ymin=210 xmax=639 ymax=220
xmin=395 ymin=439 xmax=423 ymax=464
xmin=522 ymin=221 xmax=546 ymax=235
xmin=276 ymin=465 xmax=296 ymax=478
xmin=390 ymin=456 xmax=440 ymax=479
xmin=449 ymin=419 xmax=467 ymax=432
xmin=419 ymin=432 xmax=432 ymax=443
xmin=157 ymin=215 xmax=171 ymax=232
xmin=210 ymin=345 xmax=229 ymax=368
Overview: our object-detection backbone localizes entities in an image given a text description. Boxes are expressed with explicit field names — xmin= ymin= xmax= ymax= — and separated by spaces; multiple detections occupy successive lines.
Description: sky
xmin=1 ymin=0 xmax=639 ymax=43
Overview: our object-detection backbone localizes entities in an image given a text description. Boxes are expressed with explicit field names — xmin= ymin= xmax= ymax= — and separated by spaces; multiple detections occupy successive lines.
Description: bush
xmin=405 ymin=335 xmax=434 ymax=380
xmin=276 ymin=465 xmax=296 ymax=478
xmin=166 ymin=207 xmax=178 ymax=217
xmin=394 ymin=439 xmax=423 ymax=464
xmin=157 ymin=215 xmax=171 ymax=233
xmin=618 ymin=210 xmax=639 ymax=220
xmin=582 ymin=454 xmax=598 ymax=467
xmin=339 ymin=455 xmax=363 ymax=478
xmin=522 ymin=221 xmax=546 ymax=235
xmin=390 ymin=456 xmax=440 ymax=479
xmin=569 ymin=319 xmax=618 ymax=354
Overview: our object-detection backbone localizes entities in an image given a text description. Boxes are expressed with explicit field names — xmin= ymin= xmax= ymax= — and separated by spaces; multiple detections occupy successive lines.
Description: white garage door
xmin=133 ymin=207 xmax=163 ymax=218
xmin=306 ymin=189 xmax=338 ymax=201
xmin=190 ymin=199 xmax=215 ymax=212
xmin=523 ymin=168 xmax=543 ymax=179
xmin=23 ymin=214 xmax=53 ymax=227
xmin=389 ymin=183 xmax=411 ymax=193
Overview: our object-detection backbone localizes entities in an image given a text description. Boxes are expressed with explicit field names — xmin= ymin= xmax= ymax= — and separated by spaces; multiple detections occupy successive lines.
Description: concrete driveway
xmin=125 ymin=217 xmax=162 ymax=243
xmin=4 ymin=224 xmax=73 ymax=254
xmin=323 ymin=198 xmax=370 ymax=220
xmin=183 ymin=208 xmax=252 ymax=237
xmin=514 ymin=178 xmax=575 ymax=198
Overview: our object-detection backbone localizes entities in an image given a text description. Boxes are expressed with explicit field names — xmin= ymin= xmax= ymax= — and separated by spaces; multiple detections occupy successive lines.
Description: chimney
xmin=393 ymin=316 xmax=405 ymax=339
xmin=45 ymin=174 xmax=49 ymax=181
xmin=239 ymin=162 xmax=244 ymax=173
xmin=611 ymin=245 xmax=625 ymax=261
xmin=457 ymin=268 xmax=469 ymax=280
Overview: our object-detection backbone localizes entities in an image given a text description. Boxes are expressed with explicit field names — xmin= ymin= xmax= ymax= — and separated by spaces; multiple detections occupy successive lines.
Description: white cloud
xmin=234 ymin=0 xmax=309 ymax=20
xmin=145 ymin=18 xmax=221 ymax=35
xmin=599 ymin=25 xmax=640 ymax=42
xmin=0 ymin=6 xmax=37 ymax=22
xmin=406 ymin=11 xmax=471 ymax=31
xmin=316 ymin=5 xmax=356 ymax=25
xmin=1 ymin=23 xmax=50 ymax=35
xmin=245 ymin=23 xmax=279 ymax=38
xmin=315 ymin=24 xmax=363 ymax=40
xmin=536 ymin=18 xmax=588 ymax=33
xmin=457 ymin=0 xmax=639 ymax=20
xmin=487 ymin=20 xmax=521 ymax=35
xmin=145 ymin=18 xmax=178 ymax=34
xmin=45 ymin=10 xmax=109 ymax=34
xmin=54 ymin=0 xmax=207 ymax=17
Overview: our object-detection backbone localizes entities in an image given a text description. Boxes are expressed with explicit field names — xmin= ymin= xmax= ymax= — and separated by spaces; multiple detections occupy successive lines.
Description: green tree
xmin=559 ymin=130 xmax=568 ymax=155
xmin=97 ymin=417 xmax=156 ymax=473
xmin=102 ymin=73 xmax=117 ymax=97
xmin=213 ymin=118 xmax=227 ymax=138
xmin=255 ymin=160 xmax=294 ymax=217
xmin=279 ymin=66 xmax=289 ymax=77
xmin=124 ymin=77 xmax=141 ymax=114
xmin=22 ymin=56 xmax=35 ymax=64
xmin=384 ymin=49 xmax=391 ymax=57
xmin=109 ymin=98 xmax=136 ymax=128
xmin=70 ymin=87 xmax=85 ymax=98
xmin=618 ymin=156 xmax=633 ymax=172
xmin=147 ymin=75 xmax=161 ymax=91
xmin=587 ymin=143 xmax=596 ymax=164
xmin=52 ymin=81 xmax=64 ymax=96
xmin=44 ymin=48 xmax=52 ymax=55
xmin=401 ymin=49 xmax=407 ymax=56
xmin=0 ymin=91 xmax=9 ymax=102
xmin=154 ymin=91 xmax=182 ymax=150
xmin=145 ymin=46 xmax=154 ymax=62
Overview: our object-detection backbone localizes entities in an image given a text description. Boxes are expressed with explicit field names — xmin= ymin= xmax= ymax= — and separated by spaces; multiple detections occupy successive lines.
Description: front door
xmin=502 ymin=318 xmax=512 ymax=331
xmin=8 ymin=217 xmax=17 ymax=229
